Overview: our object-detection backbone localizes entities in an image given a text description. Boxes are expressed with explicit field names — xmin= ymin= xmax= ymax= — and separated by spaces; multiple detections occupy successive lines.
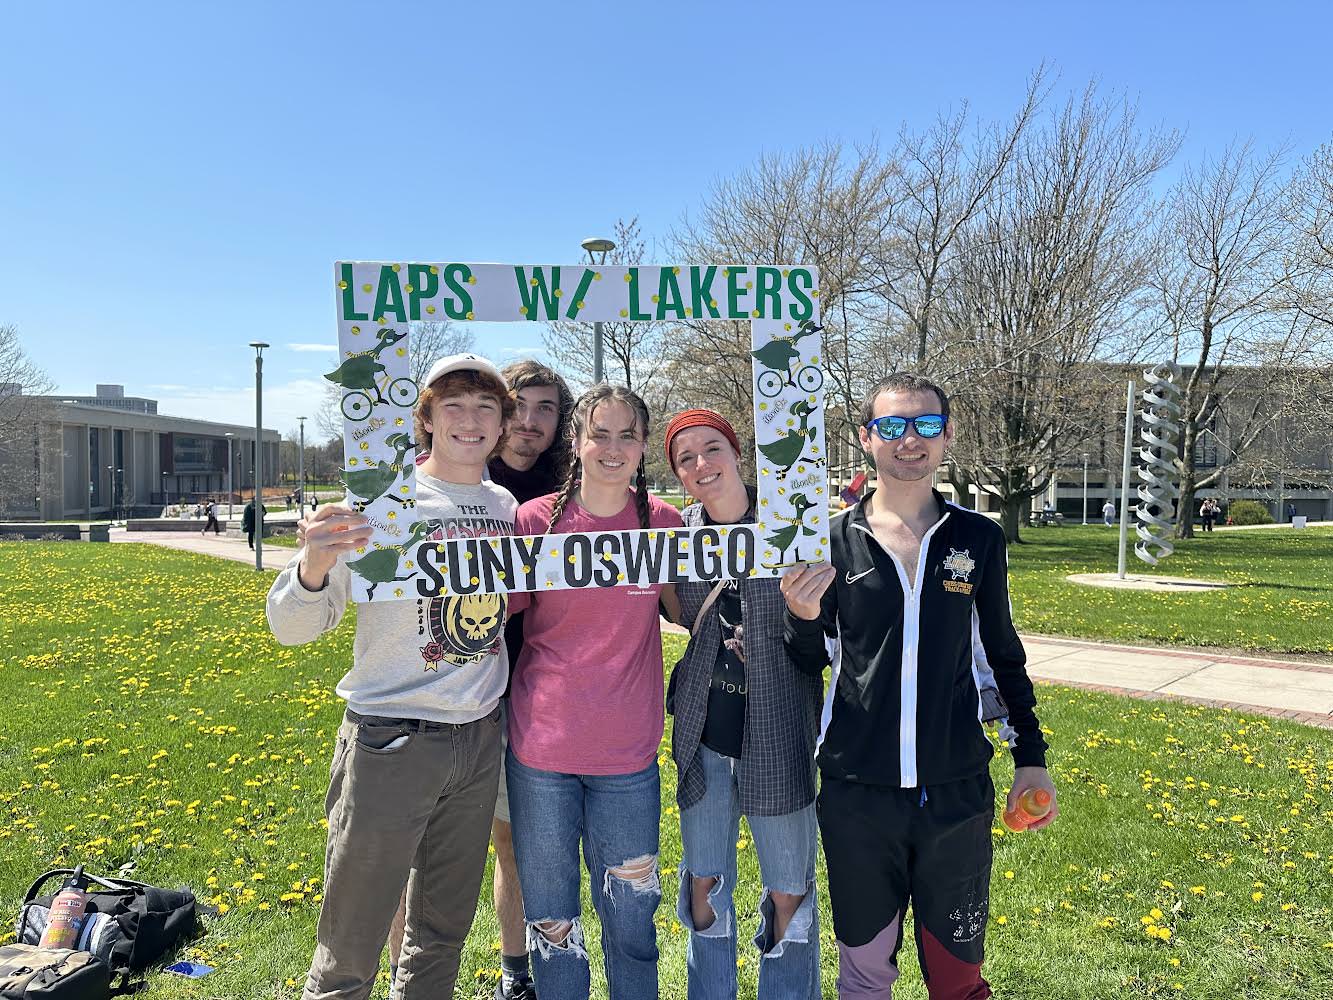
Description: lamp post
xmin=250 ymin=341 xmax=270 ymax=571
xmin=161 ymin=471 xmax=169 ymax=508
xmin=224 ymin=432 xmax=235 ymax=518
xmin=1081 ymin=452 xmax=1089 ymax=525
xmin=298 ymin=416 xmax=307 ymax=513
xmin=581 ymin=236 xmax=615 ymax=383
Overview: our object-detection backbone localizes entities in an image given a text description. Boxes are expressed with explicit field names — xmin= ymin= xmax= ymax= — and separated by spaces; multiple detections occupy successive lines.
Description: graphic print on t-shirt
xmin=415 ymin=510 xmax=512 ymax=671
xmin=701 ymin=581 xmax=747 ymax=758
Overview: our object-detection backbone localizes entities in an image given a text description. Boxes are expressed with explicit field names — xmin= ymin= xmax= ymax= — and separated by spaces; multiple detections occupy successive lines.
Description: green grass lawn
xmin=1007 ymin=525 xmax=1333 ymax=655
xmin=5 ymin=543 xmax=1328 ymax=999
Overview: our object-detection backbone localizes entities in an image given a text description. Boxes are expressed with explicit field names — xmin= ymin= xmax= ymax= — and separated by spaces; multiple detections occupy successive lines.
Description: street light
xmin=298 ymin=416 xmax=307 ymax=513
xmin=1081 ymin=452 xmax=1090 ymax=525
xmin=250 ymin=341 xmax=270 ymax=571
xmin=581 ymin=236 xmax=616 ymax=383
xmin=224 ymin=432 xmax=235 ymax=518
xmin=161 ymin=471 xmax=169 ymax=508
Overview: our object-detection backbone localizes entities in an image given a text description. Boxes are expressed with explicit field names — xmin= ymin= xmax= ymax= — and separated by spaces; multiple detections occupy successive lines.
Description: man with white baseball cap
xmin=267 ymin=352 xmax=519 ymax=1000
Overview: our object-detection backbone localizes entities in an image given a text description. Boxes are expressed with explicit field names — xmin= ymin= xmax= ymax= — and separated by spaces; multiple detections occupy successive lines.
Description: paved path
xmin=111 ymin=524 xmax=294 ymax=571
xmin=113 ymin=528 xmax=1333 ymax=729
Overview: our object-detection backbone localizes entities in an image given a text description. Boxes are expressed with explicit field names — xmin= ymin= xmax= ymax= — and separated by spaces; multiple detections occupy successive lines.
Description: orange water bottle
xmin=1002 ymin=788 xmax=1053 ymax=831
xmin=38 ymin=865 xmax=90 ymax=950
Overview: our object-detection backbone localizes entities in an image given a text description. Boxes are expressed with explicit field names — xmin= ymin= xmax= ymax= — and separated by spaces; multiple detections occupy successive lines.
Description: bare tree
xmin=879 ymin=65 xmax=1049 ymax=367
xmin=0 ymin=324 xmax=55 ymax=517
xmin=670 ymin=142 xmax=902 ymax=479
xmin=1145 ymin=142 xmax=1311 ymax=537
xmin=543 ymin=217 xmax=670 ymax=401
xmin=942 ymin=87 xmax=1179 ymax=541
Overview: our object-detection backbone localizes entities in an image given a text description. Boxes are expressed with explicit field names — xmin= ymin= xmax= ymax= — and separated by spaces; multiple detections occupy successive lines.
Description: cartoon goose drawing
xmin=348 ymin=519 xmax=431 ymax=601
xmin=751 ymin=320 xmax=823 ymax=387
xmin=342 ymin=433 xmax=417 ymax=511
xmin=325 ymin=327 xmax=407 ymax=396
xmin=757 ymin=399 xmax=825 ymax=480
xmin=763 ymin=493 xmax=818 ymax=566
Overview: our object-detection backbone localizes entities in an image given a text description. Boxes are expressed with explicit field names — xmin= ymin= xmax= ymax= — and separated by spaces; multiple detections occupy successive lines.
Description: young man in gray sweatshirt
xmin=267 ymin=354 xmax=518 ymax=1000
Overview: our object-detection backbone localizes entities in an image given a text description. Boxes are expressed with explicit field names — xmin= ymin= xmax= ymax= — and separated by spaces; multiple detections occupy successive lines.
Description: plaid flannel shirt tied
xmin=671 ymin=502 xmax=823 ymax=816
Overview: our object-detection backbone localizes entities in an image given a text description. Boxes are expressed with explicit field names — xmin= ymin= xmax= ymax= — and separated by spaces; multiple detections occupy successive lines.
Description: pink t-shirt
xmin=508 ymin=491 xmax=684 ymax=775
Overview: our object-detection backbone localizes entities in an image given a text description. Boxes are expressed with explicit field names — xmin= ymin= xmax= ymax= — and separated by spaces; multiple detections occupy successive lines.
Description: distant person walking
xmin=202 ymin=499 xmax=222 ymax=536
xmin=242 ymin=497 xmax=263 ymax=550
xmin=1101 ymin=499 xmax=1117 ymax=526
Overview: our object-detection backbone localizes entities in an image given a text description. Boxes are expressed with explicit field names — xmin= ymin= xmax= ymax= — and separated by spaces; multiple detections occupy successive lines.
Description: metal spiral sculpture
xmin=1135 ymin=361 xmax=1183 ymax=566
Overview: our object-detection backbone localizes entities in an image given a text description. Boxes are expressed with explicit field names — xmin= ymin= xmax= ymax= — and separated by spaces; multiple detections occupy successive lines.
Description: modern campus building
xmin=1 ymin=384 xmax=281 ymax=520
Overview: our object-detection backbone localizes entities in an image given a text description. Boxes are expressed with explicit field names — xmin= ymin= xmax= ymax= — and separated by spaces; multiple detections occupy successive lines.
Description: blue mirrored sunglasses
xmin=865 ymin=414 xmax=948 ymax=441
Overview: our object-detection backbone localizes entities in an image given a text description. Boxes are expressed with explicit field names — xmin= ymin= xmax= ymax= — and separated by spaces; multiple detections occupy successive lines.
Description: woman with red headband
xmin=663 ymin=409 xmax=823 ymax=999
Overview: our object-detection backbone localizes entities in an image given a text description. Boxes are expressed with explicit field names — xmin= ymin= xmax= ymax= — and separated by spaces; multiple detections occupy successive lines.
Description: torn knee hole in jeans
xmin=527 ymin=917 xmax=587 ymax=961
xmin=602 ymin=853 xmax=661 ymax=899
xmin=757 ymin=881 xmax=816 ymax=958
xmin=677 ymin=870 xmax=732 ymax=938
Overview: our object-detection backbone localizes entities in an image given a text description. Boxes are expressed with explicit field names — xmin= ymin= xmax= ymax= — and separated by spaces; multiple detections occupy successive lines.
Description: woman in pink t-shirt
xmin=505 ymin=384 xmax=683 ymax=1000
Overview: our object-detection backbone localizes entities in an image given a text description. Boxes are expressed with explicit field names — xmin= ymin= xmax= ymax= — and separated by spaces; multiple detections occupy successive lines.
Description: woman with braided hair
xmin=504 ymin=384 xmax=683 ymax=1000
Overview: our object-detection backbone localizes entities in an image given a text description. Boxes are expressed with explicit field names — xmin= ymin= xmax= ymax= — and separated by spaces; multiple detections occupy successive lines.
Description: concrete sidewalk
xmin=1022 ymin=635 xmax=1333 ymax=729
xmin=111 ymin=524 xmax=294 ymax=571
xmin=113 ymin=527 xmax=1333 ymax=729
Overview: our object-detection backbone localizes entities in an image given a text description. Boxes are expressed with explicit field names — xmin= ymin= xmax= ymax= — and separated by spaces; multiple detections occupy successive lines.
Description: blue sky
xmin=3 ymin=2 xmax=1328 ymax=440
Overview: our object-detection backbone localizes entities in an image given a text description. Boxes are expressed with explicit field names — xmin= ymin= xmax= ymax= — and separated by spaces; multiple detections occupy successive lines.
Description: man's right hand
xmin=779 ymin=562 xmax=836 ymax=621
xmin=297 ymin=503 xmax=374 ymax=592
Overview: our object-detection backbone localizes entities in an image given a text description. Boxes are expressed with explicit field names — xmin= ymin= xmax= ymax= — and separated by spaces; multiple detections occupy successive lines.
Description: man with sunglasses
xmin=781 ymin=373 xmax=1055 ymax=999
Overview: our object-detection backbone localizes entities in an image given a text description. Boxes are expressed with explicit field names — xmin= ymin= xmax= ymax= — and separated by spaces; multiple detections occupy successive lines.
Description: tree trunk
xmin=1176 ymin=469 xmax=1197 ymax=540
xmin=946 ymin=465 xmax=975 ymax=509
xmin=1174 ymin=421 xmax=1198 ymax=539
xmin=1000 ymin=496 xmax=1024 ymax=544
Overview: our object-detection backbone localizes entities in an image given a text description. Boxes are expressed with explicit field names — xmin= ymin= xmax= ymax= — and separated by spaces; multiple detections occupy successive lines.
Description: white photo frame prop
xmin=331 ymin=262 xmax=823 ymax=602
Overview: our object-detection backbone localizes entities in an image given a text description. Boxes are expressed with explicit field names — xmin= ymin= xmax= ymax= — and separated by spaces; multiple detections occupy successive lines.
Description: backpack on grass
xmin=0 ymin=945 xmax=110 ymax=1000
xmin=16 ymin=870 xmax=197 ymax=985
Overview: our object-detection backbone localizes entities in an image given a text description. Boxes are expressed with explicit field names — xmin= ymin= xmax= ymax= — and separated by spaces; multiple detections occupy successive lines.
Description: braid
xmin=635 ymin=458 xmax=651 ymax=529
xmin=547 ymin=458 xmax=580 ymax=532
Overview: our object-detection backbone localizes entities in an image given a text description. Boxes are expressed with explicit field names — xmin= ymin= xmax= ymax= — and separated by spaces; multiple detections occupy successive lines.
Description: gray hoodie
xmin=266 ymin=473 xmax=518 ymax=724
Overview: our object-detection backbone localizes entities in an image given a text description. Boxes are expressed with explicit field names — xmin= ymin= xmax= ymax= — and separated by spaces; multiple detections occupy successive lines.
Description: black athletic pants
xmin=818 ymin=771 xmax=995 ymax=999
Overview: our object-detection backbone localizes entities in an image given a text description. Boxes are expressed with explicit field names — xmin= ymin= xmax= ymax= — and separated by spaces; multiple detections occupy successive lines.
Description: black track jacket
xmin=784 ymin=490 xmax=1047 ymax=788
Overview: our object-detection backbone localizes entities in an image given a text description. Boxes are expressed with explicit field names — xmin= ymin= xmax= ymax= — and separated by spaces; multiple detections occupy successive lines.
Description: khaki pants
xmin=303 ymin=707 xmax=502 ymax=1000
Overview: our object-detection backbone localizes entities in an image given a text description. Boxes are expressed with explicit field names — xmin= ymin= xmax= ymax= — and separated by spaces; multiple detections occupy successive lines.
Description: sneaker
xmin=495 ymin=977 xmax=537 ymax=1000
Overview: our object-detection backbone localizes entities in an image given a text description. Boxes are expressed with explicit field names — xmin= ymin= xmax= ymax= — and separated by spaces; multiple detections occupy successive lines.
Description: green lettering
xmin=627 ymin=268 xmax=651 ymax=321
xmin=373 ymin=266 xmax=407 ymax=322
xmin=726 ymin=266 xmax=749 ymax=319
xmin=515 ymin=266 xmax=562 ymax=321
xmin=755 ymin=267 xmax=781 ymax=319
xmin=787 ymin=268 xmax=814 ymax=321
xmin=442 ymin=264 xmax=473 ymax=319
xmin=655 ymin=268 xmax=686 ymax=320
xmin=565 ymin=268 xmax=597 ymax=320
xmin=407 ymin=264 xmax=438 ymax=321
xmin=689 ymin=267 xmax=721 ymax=319
xmin=339 ymin=263 xmax=367 ymax=321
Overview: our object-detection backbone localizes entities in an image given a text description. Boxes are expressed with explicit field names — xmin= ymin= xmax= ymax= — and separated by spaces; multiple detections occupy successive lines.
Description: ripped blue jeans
xmin=506 ymin=749 xmax=661 ymax=1000
xmin=677 ymin=747 xmax=820 ymax=999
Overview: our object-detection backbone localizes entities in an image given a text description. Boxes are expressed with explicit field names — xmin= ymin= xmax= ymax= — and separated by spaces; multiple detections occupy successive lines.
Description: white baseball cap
xmin=422 ymin=353 xmax=508 ymax=391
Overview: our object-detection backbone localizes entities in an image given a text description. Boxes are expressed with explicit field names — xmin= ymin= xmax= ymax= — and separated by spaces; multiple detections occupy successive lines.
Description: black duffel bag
xmin=16 ymin=870 xmax=197 ymax=980
xmin=0 ymin=944 xmax=110 ymax=1000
